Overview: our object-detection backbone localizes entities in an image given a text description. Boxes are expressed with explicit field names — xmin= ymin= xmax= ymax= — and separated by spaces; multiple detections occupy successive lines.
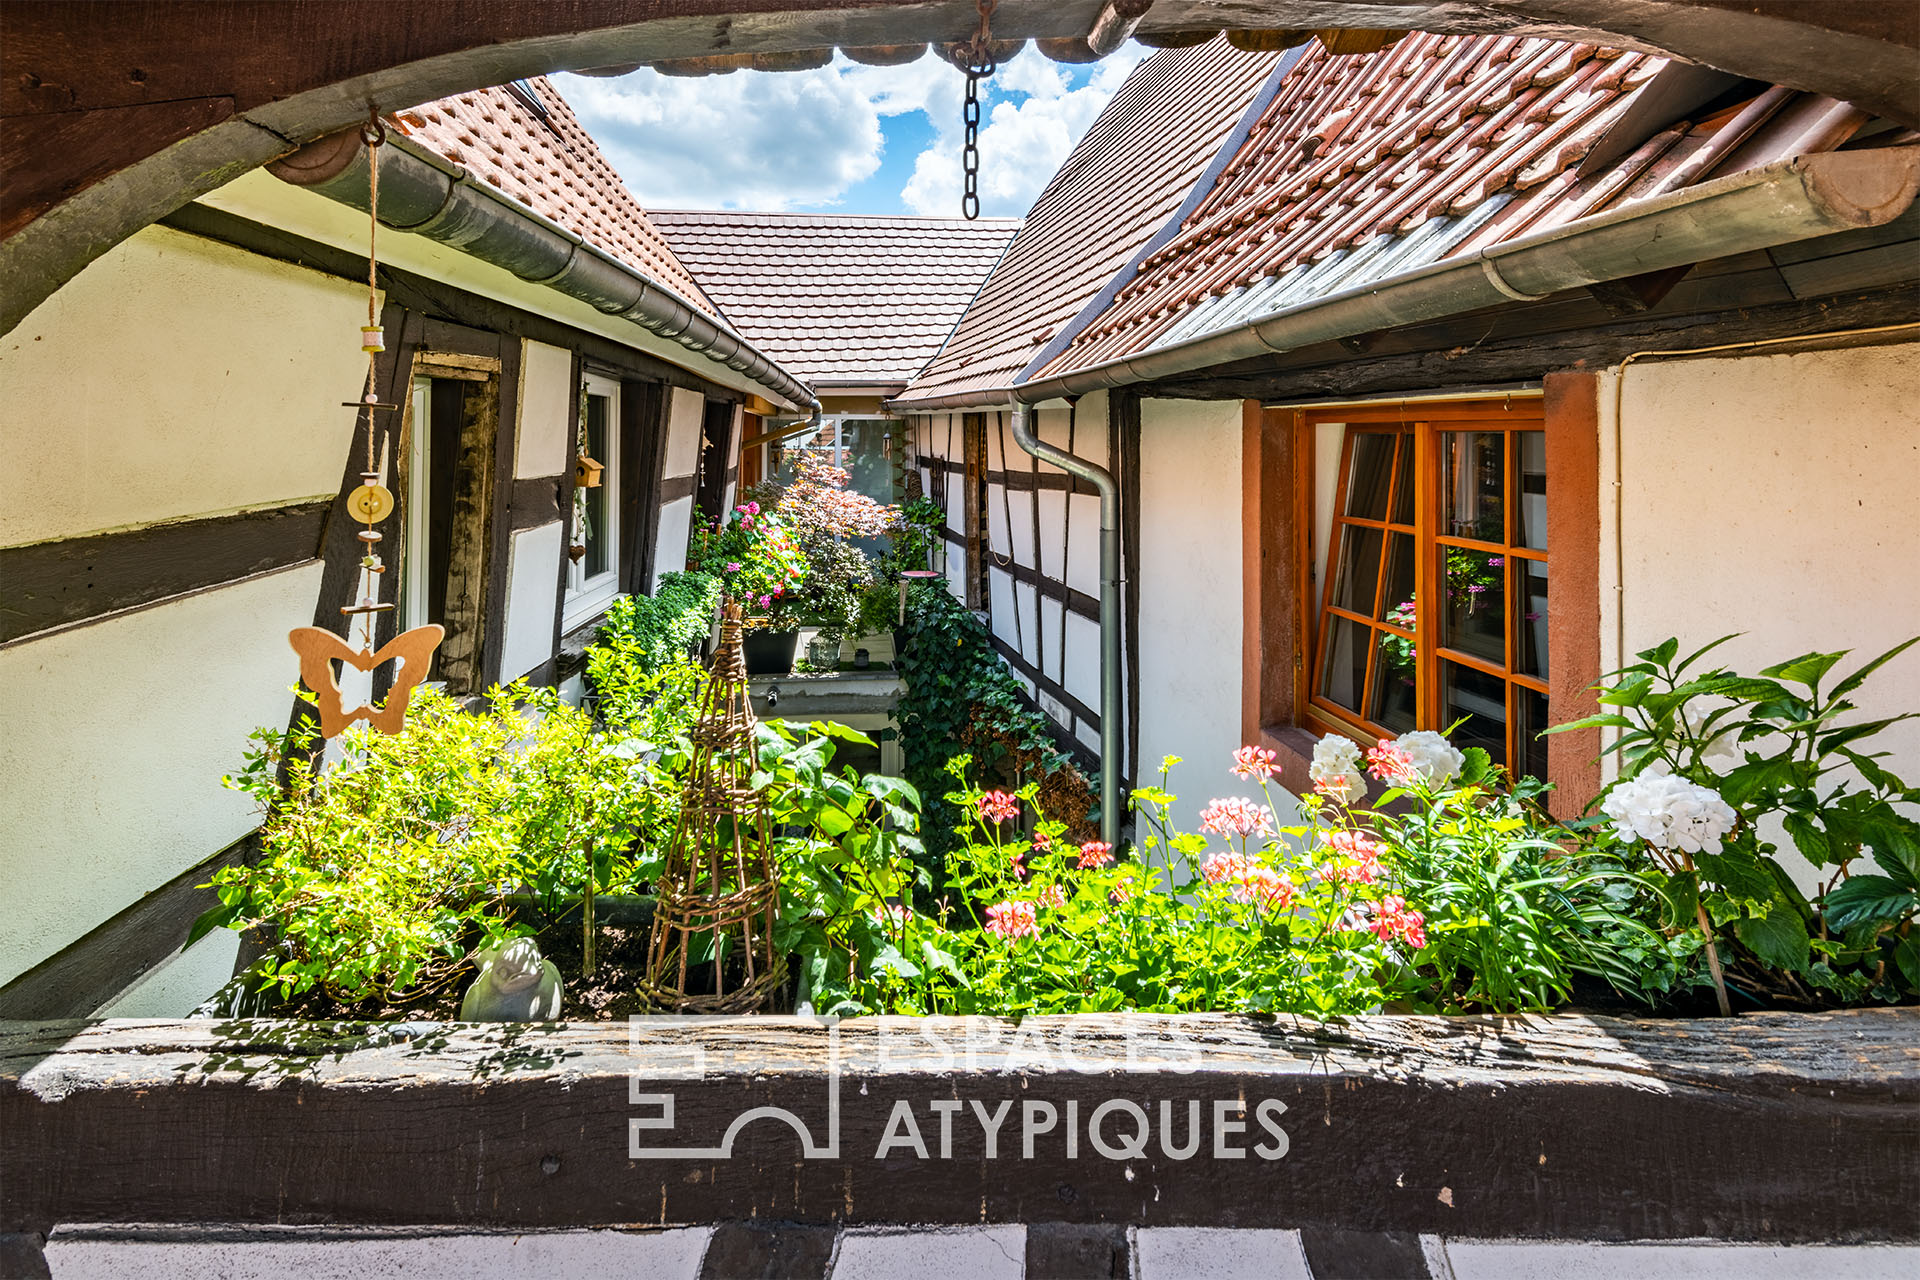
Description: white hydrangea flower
xmin=1393 ymin=730 xmax=1466 ymax=787
xmin=1680 ymin=702 xmax=1741 ymax=768
xmin=1600 ymin=763 xmax=1738 ymax=855
xmin=1308 ymin=734 xmax=1366 ymax=803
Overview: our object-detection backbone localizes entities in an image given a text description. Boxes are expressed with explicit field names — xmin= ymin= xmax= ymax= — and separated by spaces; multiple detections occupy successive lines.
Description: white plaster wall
xmin=0 ymin=563 xmax=323 ymax=987
xmin=653 ymin=496 xmax=695 ymax=591
xmin=499 ymin=522 xmax=565 ymax=681
xmin=663 ymin=386 xmax=706 ymax=479
xmin=514 ymin=339 xmax=574 ymax=479
xmin=1601 ymin=343 xmax=1920 ymax=794
xmin=1137 ymin=398 xmax=1249 ymax=833
xmin=94 ymin=928 xmax=241 ymax=1017
xmin=1 ymin=225 xmax=364 ymax=547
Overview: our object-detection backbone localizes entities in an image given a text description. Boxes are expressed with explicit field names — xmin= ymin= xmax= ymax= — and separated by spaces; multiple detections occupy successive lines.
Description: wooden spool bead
xmin=362 ymin=325 xmax=385 ymax=353
xmin=357 ymin=530 xmax=383 ymax=544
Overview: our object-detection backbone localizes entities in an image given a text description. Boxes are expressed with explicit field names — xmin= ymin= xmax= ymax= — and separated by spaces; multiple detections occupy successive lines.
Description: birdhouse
xmin=575 ymin=453 xmax=605 ymax=489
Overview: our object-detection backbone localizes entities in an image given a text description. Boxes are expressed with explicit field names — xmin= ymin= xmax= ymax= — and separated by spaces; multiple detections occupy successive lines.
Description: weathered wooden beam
xmin=2 ymin=1010 xmax=1914 ymax=1238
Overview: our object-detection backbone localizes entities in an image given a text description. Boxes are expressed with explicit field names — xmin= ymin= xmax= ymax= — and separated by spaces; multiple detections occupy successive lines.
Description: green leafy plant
xmin=1554 ymin=635 xmax=1920 ymax=1010
xmin=893 ymin=582 xmax=1098 ymax=865
xmin=686 ymin=499 xmax=809 ymax=616
xmin=207 ymin=686 xmax=659 ymax=1003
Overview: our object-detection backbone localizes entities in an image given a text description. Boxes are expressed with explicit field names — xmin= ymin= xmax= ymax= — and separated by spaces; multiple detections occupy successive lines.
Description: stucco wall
xmin=1137 ymin=398 xmax=1253 ymax=835
xmin=514 ymin=339 xmax=573 ymax=479
xmin=1598 ymin=342 xmax=1920 ymax=885
xmin=1 ymin=225 xmax=363 ymax=547
xmin=500 ymin=522 xmax=565 ymax=681
xmin=0 ymin=563 xmax=323 ymax=987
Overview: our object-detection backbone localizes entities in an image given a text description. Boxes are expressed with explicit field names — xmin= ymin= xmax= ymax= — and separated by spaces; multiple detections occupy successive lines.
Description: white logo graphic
xmin=628 ymin=1015 xmax=841 ymax=1160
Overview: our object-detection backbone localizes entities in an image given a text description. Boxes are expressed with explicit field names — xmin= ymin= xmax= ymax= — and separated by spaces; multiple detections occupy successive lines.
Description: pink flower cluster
xmin=1366 ymin=739 xmax=1418 ymax=786
xmin=985 ymin=899 xmax=1037 ymax=940
xmin=1319 ymin=830 xmax=1383 ymax=884
xmin=1077 ymin=841 xmax=1114 ymax=869
xmin=1365 ymin=895 xmax=1427 ymax=949
xmin=1199 ymin=796 xmax=1274 ymax=839
xmin=1202 ymin=853 xmax=1295 ymax=910
xmin=978 ymin=790 xmax=1020 ymax=824
xmin=1038 ymin=884 xmax=1067 ymax=909
xmin=1230 ymin=745 xmax=1279 ymax=780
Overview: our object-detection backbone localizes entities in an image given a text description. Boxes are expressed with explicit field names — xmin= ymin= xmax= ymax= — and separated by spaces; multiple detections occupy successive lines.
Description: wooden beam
xmin=3 ymin=1010 xmax=1915 ymax=1237
xmin=0 ymin=499 xmax=328 ymax=646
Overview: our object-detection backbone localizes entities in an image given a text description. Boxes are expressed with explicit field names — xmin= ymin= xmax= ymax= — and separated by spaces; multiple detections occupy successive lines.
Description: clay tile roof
xmin=1036 ymin=33 xmax=1670 ymax=376
xmin=650 ymin=211 xmax=1020 ymax=385
xmin=401 ymin=78 xmax=718 ymax=315
xmin=896 ymin=38 xmax=1284 ymax=405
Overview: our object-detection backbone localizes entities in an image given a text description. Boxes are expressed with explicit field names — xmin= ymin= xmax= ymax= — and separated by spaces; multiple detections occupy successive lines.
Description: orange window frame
xmin=1301 ymin=400 xmax=1551 ymax=776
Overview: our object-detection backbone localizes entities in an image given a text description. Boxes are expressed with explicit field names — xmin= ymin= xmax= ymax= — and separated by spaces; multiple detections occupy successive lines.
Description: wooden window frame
xmin=562 ymin=373 xmax=623 ymax=632
xmin=1241 ymin=377 xmax=1602 ymax=818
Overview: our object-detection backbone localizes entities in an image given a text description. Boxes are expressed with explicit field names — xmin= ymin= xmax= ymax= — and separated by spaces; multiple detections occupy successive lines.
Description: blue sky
xmin=555 ymin=43 xmax=1147 ymax=218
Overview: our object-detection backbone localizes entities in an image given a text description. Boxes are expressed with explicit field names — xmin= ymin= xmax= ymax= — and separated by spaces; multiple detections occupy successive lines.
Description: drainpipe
xmin=1008 ymin=400 xmax=1121 ymax=850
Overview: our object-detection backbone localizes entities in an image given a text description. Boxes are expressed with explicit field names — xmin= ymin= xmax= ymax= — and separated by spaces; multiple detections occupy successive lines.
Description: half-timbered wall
xmin=909 ymin=397 xmax=1115 ymax=763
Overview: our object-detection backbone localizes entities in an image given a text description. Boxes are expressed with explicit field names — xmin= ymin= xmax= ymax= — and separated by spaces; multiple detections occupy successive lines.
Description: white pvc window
xmin=563 ymin=374 xmax=621 ymax=629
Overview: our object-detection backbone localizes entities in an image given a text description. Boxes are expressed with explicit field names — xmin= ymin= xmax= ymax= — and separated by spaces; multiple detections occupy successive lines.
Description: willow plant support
xmin=639 ymin=604 xmax=785 ymax=1012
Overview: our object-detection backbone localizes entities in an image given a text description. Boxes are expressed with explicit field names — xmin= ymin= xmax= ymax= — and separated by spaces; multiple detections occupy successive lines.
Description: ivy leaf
xmin=1734 ymin=909 xmax=1811 ymax=974
xmin=1822 ymin=876 xmax=1920 ymax=932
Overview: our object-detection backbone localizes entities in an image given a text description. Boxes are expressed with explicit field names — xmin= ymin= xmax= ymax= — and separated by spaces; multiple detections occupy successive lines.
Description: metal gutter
xmin=267 ymin=129 xmax=819 ymax=412
xmin=1007 ymin=401 xmax=1121 ymax=850
xmin=888 ymin=147 xmax=1920 ymax=411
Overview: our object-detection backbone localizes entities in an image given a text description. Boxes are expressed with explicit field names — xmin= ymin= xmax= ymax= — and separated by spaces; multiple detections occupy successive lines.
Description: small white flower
xmin=1308 ymin=734 xmax=1367 ymax=803
xmin=1600 ymin=763 xmax=1738 ymax=855
xmin=1393 ymin=730 xmax=1466 ymax=787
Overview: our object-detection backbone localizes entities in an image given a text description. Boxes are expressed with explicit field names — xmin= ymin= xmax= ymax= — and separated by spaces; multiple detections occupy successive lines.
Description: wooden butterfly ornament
xmin=289 ymin=624 xmax=444 ymax=738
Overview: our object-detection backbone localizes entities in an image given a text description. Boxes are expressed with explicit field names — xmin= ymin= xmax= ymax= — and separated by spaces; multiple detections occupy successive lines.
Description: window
xmin=400 ymin=358 xmax=500 ymax=693
xmin=564 ymin=373 xmax=621 ymax=630
xmin=1306 ymin=400 xmax=1550 ymax=779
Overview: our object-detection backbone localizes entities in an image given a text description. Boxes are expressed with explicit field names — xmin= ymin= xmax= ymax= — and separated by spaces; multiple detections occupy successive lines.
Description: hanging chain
xmin=960 ymin=0 xmax=997 ymax=220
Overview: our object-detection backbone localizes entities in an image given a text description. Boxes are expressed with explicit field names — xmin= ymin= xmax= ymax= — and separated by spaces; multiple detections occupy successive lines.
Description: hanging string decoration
xmin=639 ymin=604 xmax=784 ymax=1013
xmin=289 ymin=112 xmax=443 ymax=738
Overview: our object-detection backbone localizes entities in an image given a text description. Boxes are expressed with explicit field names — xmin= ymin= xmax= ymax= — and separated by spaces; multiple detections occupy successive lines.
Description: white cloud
xmin=555 ymin=41 xmax=1149 ymax=216
xmin=900 ymin=43 xmax=1149 ymax=217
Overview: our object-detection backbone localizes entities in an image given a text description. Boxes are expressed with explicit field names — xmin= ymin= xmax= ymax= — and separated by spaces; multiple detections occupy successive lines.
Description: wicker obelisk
xmin=639 ymin=604 xmax=784 ymax=1012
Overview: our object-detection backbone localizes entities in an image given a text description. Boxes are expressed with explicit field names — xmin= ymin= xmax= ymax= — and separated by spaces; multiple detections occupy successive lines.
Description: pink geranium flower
xmin=984 ymin=900 xmax=1037 ymax=940
xmin=1199 ymin=796 xmax=1273 ymax=839
xmin=1202 ymin=852 xmax=1258 ymax=886
xmin=1230 ymin=745 xmax=1279 ymax=780
xmin=1366 ymin=895 xmax=1428 ymax=949
xmin=1038 ymin=884 xmax=1067 ymax=909
xmin=1077 ymin=841 xmax=1113 ymax=869
xmin=978 ymin=790 xmax=1020 ymax=824
xmin=1366 ymin=739 xmax=1418 ymax=786
xmin=1030 ymin=830 xmax=1051 ymax=851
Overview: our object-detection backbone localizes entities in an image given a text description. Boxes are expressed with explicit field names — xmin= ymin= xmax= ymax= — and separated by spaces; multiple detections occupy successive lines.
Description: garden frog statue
xmin=460 ymin=936 xmax=562 ymax=1021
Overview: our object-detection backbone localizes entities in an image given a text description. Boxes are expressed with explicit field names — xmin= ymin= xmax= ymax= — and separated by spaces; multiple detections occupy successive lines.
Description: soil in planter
xmin=270 ymin=923 xmax=785 ymax=1023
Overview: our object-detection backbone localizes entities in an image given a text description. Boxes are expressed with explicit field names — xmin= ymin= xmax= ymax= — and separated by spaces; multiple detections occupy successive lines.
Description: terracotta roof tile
xmin=897 ymin=38 xmax=1283 ymax=404
xmin=401 ymin=79 xmax=718 ymax=315
xmin=650 ymin=211 xmax=1019 ymax=385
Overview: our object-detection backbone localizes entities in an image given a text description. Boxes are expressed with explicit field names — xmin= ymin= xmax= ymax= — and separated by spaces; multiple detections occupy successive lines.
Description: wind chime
xmin=288 ymin=114 xmax=444 ymax=737
xmin=639 ymin=605 xmax=784 ymax=1013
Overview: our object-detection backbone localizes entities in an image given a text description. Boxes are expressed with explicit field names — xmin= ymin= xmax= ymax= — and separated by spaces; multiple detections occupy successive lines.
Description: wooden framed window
xmin=563 ymin=373 xmax=621 ymax=630
xmin=1305 ymin=400 xmax=1550 ymax=779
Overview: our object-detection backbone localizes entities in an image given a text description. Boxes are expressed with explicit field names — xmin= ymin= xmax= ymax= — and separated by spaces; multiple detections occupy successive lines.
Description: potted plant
xmin=686 ymin=500 xmax=810 ymax=675
xmin=753 ymin=456 xmax=902 ymax=670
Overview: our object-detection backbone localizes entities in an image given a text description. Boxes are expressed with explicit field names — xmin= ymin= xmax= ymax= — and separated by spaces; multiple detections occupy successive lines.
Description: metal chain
xmin=960 ymin=0 xmax=997 ymax=220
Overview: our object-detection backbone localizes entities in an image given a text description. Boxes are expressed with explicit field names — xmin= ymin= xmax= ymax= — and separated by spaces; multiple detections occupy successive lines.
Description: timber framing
xmin=0 ymin=498 xmax=328 ymax=646
xmin=2 ymin=1009 xmax=1914 ymax=1238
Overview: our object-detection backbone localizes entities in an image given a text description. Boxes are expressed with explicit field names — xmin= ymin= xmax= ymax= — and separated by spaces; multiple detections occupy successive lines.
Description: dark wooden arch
xmin=3 ymin=0 xmax=1916 ymax=335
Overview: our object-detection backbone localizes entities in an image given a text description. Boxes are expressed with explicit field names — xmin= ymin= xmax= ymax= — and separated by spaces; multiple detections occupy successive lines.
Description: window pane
xmin=1318 ymin=615 xmax=1371 ymax=715
xmin=1371 ymin=629 xmax=1418 ymax=733
xmin=1332 ymin=524 xmax=1384 ymax=615
xmin=1344 ymin=431 xmax=1397 ymax=521
xmin=584 ymin=393 xmax=611 ymax=578
xmin=1442 ymin=546 xmax=1505 ymax=665
xmin=1441 ymin=431 xmax=1504 ymax=541
xmin=1515 ymin=431 xmax=1547 ymax=551
xmin=1381 ymin=533 xmax=1415 ymax=623
xmin=1513 ymin=686 xmax=1550 ymax=782
xmin=1390 ymin=432 xmax=1415 ymax=526
xmin=1514 ymin=558 xmax=1549 ymax=679
xmin=1442 ymin=660 xmax=1507 ymax=767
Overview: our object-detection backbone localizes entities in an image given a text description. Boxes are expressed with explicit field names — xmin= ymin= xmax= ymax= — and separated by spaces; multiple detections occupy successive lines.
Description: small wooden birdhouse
xmin=575 ymin=453 xmax=605 ymax=489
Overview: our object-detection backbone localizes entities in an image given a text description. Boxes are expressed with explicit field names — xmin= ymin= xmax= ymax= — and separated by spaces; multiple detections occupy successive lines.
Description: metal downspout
xmin=1008 ymin=401 xmax=1121 ymax=849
